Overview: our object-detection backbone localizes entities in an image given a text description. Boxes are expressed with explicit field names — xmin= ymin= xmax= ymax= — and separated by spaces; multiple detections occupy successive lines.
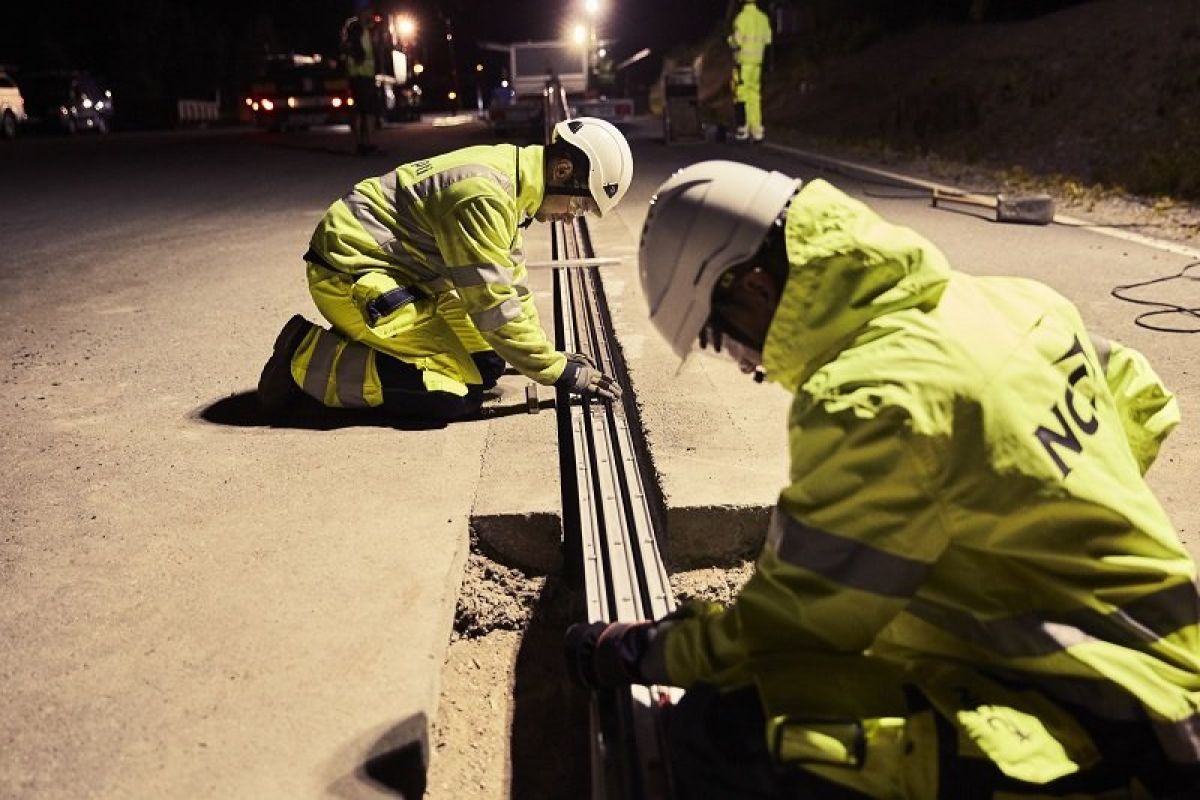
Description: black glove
xmin=555 ymin=352 xmax=622 ymax=401
xmin=564 ymin=621 xmax=654 ymax=689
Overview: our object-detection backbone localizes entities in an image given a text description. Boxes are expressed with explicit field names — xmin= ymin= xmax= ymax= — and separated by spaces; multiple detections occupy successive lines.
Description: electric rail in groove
xmin=551 ymin=214 xmax=681 ymax=799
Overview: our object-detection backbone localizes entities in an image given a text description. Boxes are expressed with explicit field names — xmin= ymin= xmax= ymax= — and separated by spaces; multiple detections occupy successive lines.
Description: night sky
xmin=0 ymin=0 xmax=731 ymax=122
xmin=1 ymin=1 xmax=1091 ymax=124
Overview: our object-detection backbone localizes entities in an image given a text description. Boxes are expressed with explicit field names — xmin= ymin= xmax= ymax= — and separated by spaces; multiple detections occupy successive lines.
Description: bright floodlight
xmin=396 ymin=15 xmax=416 ymax=39
xmin=573 ymin=23 xmax=587 ymax=45
xmin=585 ymin=0 xmax=601 ymax=15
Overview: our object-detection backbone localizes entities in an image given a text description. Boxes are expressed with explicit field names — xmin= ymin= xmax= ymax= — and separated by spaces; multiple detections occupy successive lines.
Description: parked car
xmin=20 ymin=70 xmax=114 ymax=134
xmin=0 ymin=69 xmax=27 ymax=138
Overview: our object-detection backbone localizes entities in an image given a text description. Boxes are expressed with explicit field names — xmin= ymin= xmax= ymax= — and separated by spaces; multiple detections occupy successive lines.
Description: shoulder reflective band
xmin=366 ymin=286 xmax=425 ymax=325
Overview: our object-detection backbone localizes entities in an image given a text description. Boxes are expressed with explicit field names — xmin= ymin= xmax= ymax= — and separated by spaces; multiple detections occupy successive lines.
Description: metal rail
xmin=552 ymin=216 xmax=680 ymax=800
xmin=542 ymin=78 xmax=679 ymax=799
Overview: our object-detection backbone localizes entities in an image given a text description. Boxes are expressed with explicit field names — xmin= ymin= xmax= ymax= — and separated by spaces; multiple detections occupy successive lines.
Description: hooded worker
xmin=565 ymin=160 xmax=1200 ymax=797
xmin=257 ymin=117 xmax=632 ymax=420
xmin=729 ymin=0 xmax=772 ymax=142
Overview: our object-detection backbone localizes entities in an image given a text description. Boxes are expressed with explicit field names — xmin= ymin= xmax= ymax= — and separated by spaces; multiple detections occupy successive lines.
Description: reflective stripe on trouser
xmin=290 ymin=326 xmax=382 ymax=407
xmin=306 ymin=261 xmax=492 ymax=398
xmin=734 ymin=62 xmax=764 ymax=138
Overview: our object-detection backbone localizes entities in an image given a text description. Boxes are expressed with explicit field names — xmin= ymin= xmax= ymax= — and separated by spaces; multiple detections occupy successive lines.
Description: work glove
xmin=555 ymin=352 xmax=623 ymax=402
xmin=565 ymin=605 xmax=699 ymax=689
xmin=564 ymin=621 xmax=655 ymax=690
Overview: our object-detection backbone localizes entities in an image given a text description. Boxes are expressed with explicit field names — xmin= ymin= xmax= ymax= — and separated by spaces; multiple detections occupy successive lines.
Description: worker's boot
xmin=257 ymin=314 xmax=315 ymax=412
xmin=471 ymin=351 xmax=507 ymax=390
xmin=733 ymin=102 xmax=749 ymax=141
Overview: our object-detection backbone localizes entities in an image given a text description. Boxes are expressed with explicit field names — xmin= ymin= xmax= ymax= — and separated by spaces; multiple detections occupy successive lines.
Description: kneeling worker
xmin=258 ymin=117 xmax=631 ymax=420
xmin=567 ymin=161 xmax=1200 ymax=797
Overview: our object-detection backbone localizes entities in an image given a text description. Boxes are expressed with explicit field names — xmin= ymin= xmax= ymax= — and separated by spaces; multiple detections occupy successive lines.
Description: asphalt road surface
xmin=2 ymin=117 xmax=1197 ymax=797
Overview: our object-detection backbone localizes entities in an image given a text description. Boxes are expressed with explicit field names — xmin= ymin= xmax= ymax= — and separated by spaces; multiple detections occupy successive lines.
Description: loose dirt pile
xmin=428 ymin=550 xmax=755 ymax=798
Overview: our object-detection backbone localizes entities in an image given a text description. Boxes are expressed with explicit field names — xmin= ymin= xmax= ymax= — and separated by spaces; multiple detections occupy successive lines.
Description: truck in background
xmin=246 ymin=44 xmax=419 ymax=132
xmin=480 ymin=40 xmax=633 ymax=137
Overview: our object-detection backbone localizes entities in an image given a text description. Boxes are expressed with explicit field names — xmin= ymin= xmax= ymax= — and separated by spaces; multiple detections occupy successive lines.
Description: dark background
xmin=0 ymin=0 xmax=1095 ymax=127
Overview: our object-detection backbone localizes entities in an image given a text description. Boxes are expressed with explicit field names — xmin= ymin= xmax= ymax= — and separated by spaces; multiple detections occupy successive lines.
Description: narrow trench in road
xmin=428 ymin=547 xmax=590 ymax=799
xmin=427 ymin=535 xmax=756 ymax=799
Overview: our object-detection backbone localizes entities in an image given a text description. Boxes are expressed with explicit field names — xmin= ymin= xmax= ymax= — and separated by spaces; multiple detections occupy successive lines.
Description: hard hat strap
xmin=544 ymin=185 xmax=593 ymax=198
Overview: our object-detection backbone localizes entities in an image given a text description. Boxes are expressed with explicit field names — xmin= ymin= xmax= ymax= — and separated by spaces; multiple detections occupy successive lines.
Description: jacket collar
xmin=515 ymin=145 xmax=546 ymax=222
xmin=762 ymin=179 xmax=951 ymax=393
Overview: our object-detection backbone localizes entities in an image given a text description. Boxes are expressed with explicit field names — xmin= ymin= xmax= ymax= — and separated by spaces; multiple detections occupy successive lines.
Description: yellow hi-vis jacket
xmin=660 ymin=179 xmax=1200 ymax=770
xmin=729 ymin=2 xmax=773 ymax=65
xmin=306 ymin=144 xmax=567 ymax=386
xmin=345 ymin=25 xmax=375 ymax=78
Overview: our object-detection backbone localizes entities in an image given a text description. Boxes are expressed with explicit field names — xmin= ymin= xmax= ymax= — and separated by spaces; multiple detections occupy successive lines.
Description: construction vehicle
xmin=481 ymin=40 xmax=634 ymax=137
xmin=247 ymin=43 xmax=418 ymax=132
xmin=247 ymin=54 xmax=353 ymax=131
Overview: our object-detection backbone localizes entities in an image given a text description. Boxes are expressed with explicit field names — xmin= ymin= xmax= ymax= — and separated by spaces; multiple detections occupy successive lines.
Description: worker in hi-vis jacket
xmin=257 ymin=117 xmax=632 ymax=421
xmin=566 ymin=160 xmax=1200 ymax=798
xmin=729 ymin=0 xmax=772 ymax=142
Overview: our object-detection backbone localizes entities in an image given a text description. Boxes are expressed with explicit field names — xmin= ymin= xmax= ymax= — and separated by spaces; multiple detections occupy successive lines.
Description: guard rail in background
xmin=177 ymin=98 xmax=219 ymax=127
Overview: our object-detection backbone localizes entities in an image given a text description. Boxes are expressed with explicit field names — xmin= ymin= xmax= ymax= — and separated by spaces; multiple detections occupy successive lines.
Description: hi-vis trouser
xmin=289 ymin=260 xmax=495 ymax=409
xmin=733 ymin=61 xmax=764 ymax=140
xmin=670 ymin=653 xmax=1184 ymax=799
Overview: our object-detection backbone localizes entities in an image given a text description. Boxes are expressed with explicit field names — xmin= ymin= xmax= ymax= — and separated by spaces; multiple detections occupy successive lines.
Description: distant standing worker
xmin=729 ymin=0 xmax=772 ymax=143
xmin=342 ymin=12 xmax=377 ymax=156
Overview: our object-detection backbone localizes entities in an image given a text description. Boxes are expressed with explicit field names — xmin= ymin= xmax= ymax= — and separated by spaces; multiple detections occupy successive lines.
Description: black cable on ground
xmin=1110 ymin=261 xmax=1200 ymax=333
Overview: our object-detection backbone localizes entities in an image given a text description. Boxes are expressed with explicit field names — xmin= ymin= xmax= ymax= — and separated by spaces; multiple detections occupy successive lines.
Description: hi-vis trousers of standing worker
xmin=733 ymin=62 xmax=764 ymax=142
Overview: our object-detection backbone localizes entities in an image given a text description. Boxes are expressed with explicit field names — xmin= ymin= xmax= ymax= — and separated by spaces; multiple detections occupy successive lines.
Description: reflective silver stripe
xmin=335 ymin=342 xmax=371 ymax=408
xmin=343 ymin=189 xmax=394 ymax=248
xmin=302 ymin=329 xmax=340 ymax=403
xmin=470 ymin=298 xmax=523 ymax=331
xmin=767 ymin=505 xmax=928 ymax=598
xmin=411 ymin=166 xmax=512 ymax=200
xmin=449 ymin=262 xmax=511 ymax=289
xmin=377 ymin=173 xmax=443 ymax=280
xmin=907 ymin=579 xmax=1200 ymax=658
xmin=379 ymin=170 xmax=402 ymax=209
xmin=1090 ymin=333 xmax=1113 ymax=373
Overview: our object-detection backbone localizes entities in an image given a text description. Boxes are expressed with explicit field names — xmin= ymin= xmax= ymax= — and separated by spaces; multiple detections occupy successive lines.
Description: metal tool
xmin=932 ymin=188 xmax=1056 ymax=225
xmin=525 ymin=256 xmax=623 ymax=271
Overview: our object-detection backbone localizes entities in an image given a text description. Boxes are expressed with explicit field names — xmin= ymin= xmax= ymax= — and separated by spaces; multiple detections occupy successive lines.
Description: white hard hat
xmin=553 ymin=117 xmax=633 ymax=217
xmin=638 ymin=160 xmax=800 ymax=360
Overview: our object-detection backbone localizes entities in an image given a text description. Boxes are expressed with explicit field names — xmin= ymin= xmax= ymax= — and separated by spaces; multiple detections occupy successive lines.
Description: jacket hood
xmin=516 ymin=145 xmax=546 ymax=221
xmin=762 ymin=179 xmax=951 ymax=393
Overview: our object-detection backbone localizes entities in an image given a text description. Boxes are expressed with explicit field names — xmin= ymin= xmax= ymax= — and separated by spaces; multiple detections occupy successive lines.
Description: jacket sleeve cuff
xmin=638 ymin=620 xmax=676 ymax=685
